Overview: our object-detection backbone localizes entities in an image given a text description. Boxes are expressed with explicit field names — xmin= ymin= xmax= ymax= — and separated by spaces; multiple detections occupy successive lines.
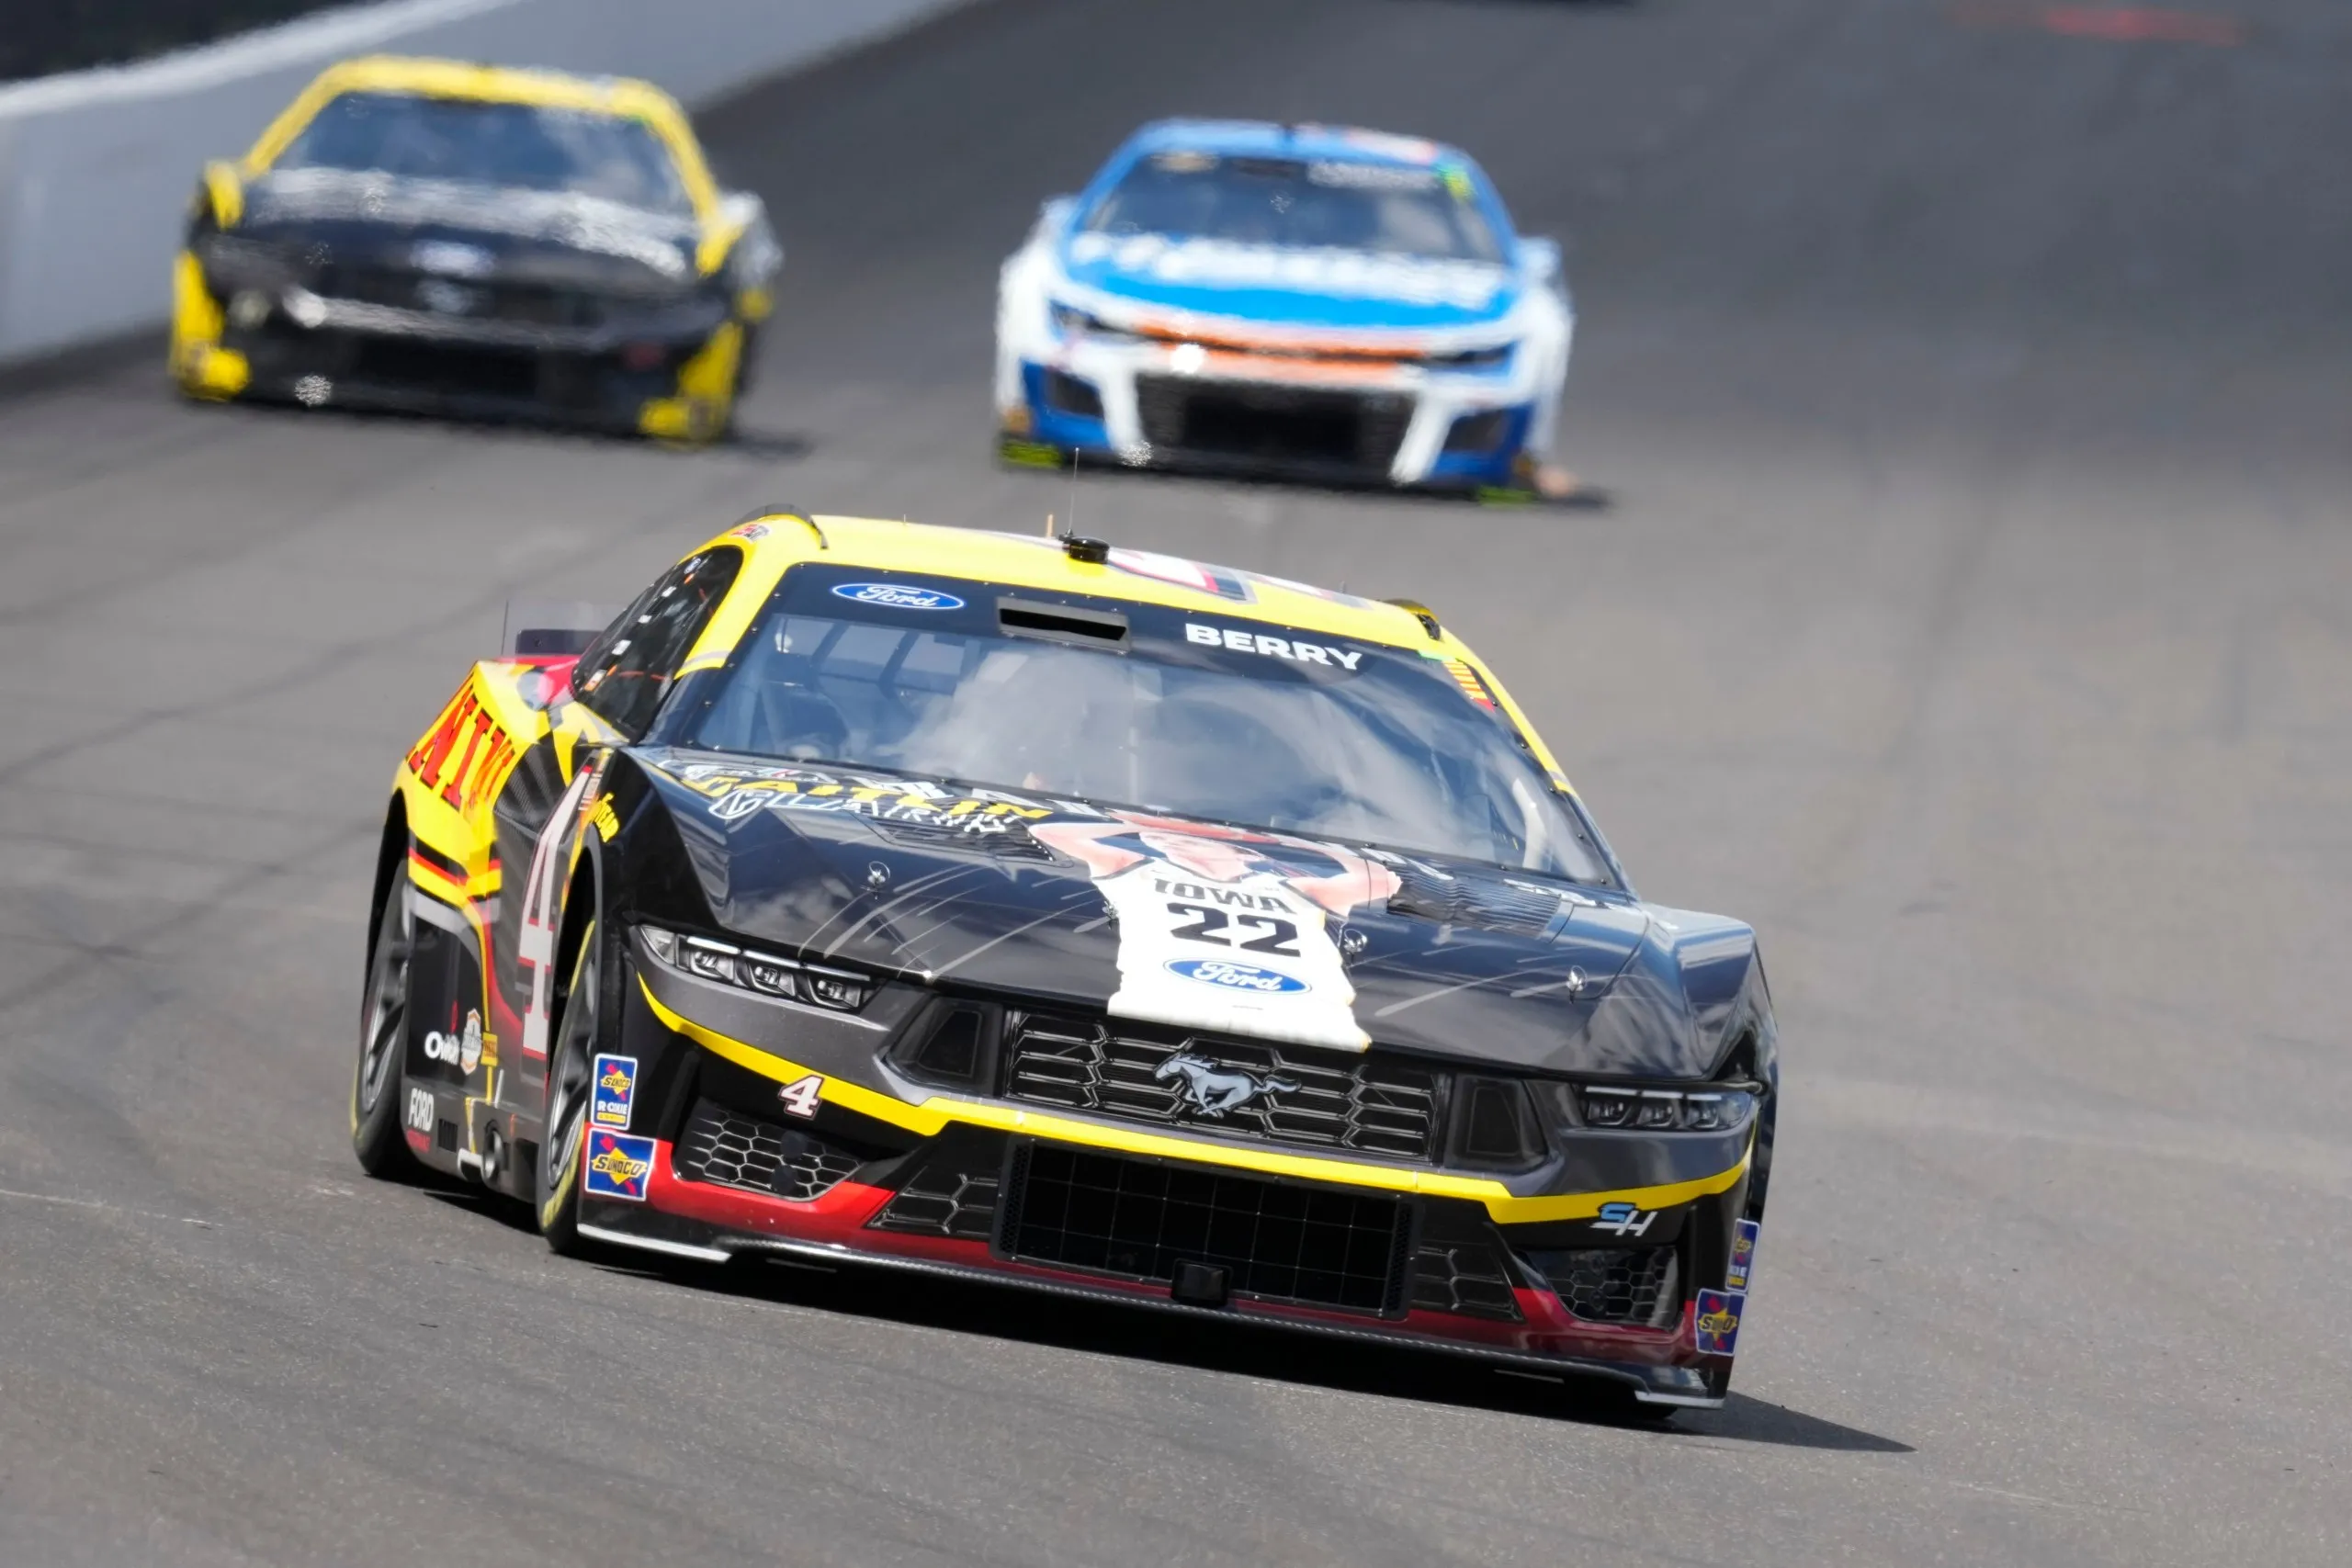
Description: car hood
xmin=235 ymin=166 xmax=700 ymax=290
xmin=628 ymin=750 xmax=1751 ymax=1078
xmin=1056 ymin=228 xmax=1521 ymax=333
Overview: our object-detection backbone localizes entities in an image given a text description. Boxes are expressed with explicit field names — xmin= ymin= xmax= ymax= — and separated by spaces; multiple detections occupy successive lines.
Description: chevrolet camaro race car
xmin=171 ymin=56 xmax=779 ymax=441
xmin=351 ymin=513 xmax=1775 ymax=1409
xmin=996 ymin=120 xmax=1576 ymax=496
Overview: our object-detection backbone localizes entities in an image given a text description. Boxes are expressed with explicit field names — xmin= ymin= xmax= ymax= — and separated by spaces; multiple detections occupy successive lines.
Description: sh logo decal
xmin=1154 ymin=1053 xmax=1300 ymax=1118
xmin=1590 ymin=1201 xmax=1659 ymax=1238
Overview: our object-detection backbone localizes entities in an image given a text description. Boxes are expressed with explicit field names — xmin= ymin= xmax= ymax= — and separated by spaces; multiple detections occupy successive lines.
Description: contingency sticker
xmin=1693 ymin=1289 xmax=1744 ymax=1357
xmin=1030 ymin=811 xmax=1399 ymax=1052
xmin=1726 ymin=1219 xmax=1759 ymax=1292
xmin=583 ymin=1130 xmax=655 ymax=1201
xmin=591 ymin=1055 xmax=638 ymax=1130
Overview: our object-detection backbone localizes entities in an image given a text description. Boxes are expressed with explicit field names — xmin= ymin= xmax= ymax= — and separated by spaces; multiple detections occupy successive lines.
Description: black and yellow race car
xmin=172 ymin=56 xmax=777 ymax=441
xmin=353 ymin=512 xmax=1777 ymax=1410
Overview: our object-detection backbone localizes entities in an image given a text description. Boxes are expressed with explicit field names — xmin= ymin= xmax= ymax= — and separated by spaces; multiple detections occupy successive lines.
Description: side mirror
xmin=1038 ymin=195 xmax=1077 ymax=233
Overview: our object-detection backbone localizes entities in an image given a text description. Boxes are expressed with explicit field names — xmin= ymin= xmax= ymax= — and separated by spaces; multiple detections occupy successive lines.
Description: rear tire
xmin=351 ymin=864 xmax=418 ymax=1179
xmin=535 ymin=919 xmax=601 ymax=1255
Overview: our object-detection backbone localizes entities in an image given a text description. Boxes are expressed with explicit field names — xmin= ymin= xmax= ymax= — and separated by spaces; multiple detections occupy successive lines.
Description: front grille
xmin=1410 ymin=1242 xmax=1523 ymax=1321
xmin=1135 ymin=376 xmax=1411 ymax=476
xmin=673 ymin=1099 xmax=862 ymax=1202
xmin=1004 ymin=1016 xmax=1442 ymax=1162
xmin=347 ymin=337 xmax=539 ymax=400
xmin=1003 ymin=1144 xmax=1410 ymax=1315
xmin=870 ymin=1156 xmax=1001 ymax=1240
xmin=1523 ymin=1246 xmax=1680 ymax=1329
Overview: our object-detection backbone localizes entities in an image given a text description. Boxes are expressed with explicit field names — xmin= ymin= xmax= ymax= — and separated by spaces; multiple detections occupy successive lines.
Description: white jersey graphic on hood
xmin=1032 ymin=813 xmax=1400 ymax=1052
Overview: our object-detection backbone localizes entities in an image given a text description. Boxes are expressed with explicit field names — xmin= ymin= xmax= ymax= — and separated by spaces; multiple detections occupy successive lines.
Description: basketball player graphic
xmin=1030 ymin=812 xmax=1399 ymax=1051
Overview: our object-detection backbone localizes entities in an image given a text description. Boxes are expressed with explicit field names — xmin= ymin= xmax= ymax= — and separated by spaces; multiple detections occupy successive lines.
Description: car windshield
xmin=276 ymin=92 xmax=693 ymax=214
xmin=1081 ymin=151 xmax=1503 ymax=263
xmin=676 ymin=569 xmax=1614 ymax=885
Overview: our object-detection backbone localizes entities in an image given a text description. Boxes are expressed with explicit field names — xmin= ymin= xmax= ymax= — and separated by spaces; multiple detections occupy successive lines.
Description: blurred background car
xmin=169 ymin=55 xmax=780 ymax=442
xmin=995 ymin=118 xmax=1573 ymax=495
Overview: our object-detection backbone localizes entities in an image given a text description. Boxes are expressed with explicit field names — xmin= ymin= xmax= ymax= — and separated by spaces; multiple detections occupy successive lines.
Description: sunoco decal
xmin=1727 ymin=1219 xmax=1758 ymax=1292
xmin=1693 ymin=1289 xmax=1743 ymax=1357
xmin=591 ymin=1055 xmax=638 ymax=1131
xmin=583 ymin=1130 xmax=654 ymax=1201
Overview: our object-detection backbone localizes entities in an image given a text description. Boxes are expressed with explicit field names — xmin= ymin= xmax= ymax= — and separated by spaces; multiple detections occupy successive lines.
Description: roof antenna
xmin=1057 ymin=451 xmax=1110 ymax=564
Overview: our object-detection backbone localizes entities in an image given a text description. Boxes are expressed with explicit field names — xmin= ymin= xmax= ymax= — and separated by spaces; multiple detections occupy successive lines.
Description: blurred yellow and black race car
xmin=170 ymin=56 xmax=777 ymax=442
xmin=352 ymin=512 xmax=1777 ymax=1412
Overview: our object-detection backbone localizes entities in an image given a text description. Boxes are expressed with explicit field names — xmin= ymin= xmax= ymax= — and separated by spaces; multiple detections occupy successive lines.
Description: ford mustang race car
xmin=171 ymin=56 xmax=778 ymax=442
xmin=351 ymin=512 xmax=1775 ymax=1410
xmin=996 ymin=120 xmax=1576 ymax=496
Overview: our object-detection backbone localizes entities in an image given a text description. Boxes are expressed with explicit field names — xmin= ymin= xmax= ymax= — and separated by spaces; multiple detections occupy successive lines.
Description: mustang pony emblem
xmin=1153 ymin=1052 xmax=1301 ymax=1118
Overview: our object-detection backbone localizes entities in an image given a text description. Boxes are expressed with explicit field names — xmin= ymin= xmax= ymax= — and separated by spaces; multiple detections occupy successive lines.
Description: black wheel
xmin=351 ymin=863 xmax=418 ymax=1179
xmin=535 ymin=919 xmax=600 ymax=1254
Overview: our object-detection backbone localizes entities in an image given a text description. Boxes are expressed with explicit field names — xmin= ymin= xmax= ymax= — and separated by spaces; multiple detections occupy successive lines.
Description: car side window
xmin=573 ymin=547 xmax=743 ymax=737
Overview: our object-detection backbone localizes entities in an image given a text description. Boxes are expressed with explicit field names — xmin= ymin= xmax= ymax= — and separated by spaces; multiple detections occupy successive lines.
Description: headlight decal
xmin=639 ymin=923 xmax=873 ymax=1012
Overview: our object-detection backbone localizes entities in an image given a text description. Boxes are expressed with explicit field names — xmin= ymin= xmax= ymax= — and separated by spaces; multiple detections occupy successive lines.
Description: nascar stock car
xmin=351 ymin=512 xmax=1775 ymax=1409
xmin=996 ymin=120 xmax=1578 ymax=498
xmin=171 ymin=56 xmax=779 ymax=441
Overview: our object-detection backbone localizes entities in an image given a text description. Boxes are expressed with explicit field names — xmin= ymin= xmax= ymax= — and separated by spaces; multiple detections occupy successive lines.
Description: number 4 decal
xmin=777 ymin=1074 xmax=823 ymax=1119
xmin=518 ymin=764 xmax=600 ymax=1062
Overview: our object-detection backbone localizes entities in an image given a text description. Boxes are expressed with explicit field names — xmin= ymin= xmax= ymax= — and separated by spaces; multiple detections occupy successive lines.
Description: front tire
xmin=351 ymin=865 xmax=417 ymax=1179
xmin=535 ymin=919 xmax=601 ymax=1255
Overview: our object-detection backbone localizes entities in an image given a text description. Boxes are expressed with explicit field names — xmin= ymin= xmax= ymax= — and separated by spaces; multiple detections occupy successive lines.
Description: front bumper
xmin=1002 ymin=334 xmax=1544 ymax=491
xmin=570 ymin=950 xmax=1762 ymax=1408
xmin=170 ymin=251 xmax=741 ymax=439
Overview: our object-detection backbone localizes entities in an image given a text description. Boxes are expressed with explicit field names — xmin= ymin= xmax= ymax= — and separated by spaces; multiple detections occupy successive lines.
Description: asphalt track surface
xmin=3 ymin=1 xmax=2348 ymax=1562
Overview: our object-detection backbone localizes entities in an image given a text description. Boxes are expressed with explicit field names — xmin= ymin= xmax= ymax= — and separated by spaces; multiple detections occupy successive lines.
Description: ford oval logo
xmin=1164 ymin=958 xmax=1309 ymax=995
xmin=831 ymin=582 xmax=966 ymax=611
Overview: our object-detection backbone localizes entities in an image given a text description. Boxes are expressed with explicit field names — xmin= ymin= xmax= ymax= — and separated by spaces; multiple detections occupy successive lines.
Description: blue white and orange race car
xmin=995 ymin=120 xmax=1576 ymax=495
xmin=352 ymin=511 xmax=1773 ymax=1411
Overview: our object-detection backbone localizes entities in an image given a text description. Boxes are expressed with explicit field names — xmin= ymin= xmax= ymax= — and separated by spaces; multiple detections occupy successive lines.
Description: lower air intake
xmin=1523 ymin=1246 xmax=1680 ymax=1329
xmin=673 ymin=1099 xmax=861 ymax=1202
xmin=1409 ymin=1243 xmax=1523 ymax=1322
xmin=1002 ymin=1145 xmax=1409 ymax=1316
xmin=871 ymin=1160 xmax=1001 ymax=1239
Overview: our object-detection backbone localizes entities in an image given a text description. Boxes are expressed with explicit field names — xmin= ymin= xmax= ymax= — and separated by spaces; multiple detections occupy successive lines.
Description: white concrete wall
xmin=0 ymin=0 xmax=970 ymax=365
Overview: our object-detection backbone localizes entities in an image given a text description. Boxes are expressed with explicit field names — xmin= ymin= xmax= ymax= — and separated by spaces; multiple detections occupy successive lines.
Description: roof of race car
xmin=1118 ymin=118 xmax=1474 ymax=173
xmin=239 ymin=55 xmax=719 ymax=219
xmin=669 ymin=512 xmax=1574 ymax=799
xmin=712 ymin=513 xmax=1443 ymax=649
